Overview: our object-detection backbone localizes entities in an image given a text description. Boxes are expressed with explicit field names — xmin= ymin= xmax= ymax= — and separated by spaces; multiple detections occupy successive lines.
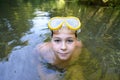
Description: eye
xmin=67 ymin=39 xmax=73 ymax=43
xmin=54 ymin=39 xmax=61 ymax=43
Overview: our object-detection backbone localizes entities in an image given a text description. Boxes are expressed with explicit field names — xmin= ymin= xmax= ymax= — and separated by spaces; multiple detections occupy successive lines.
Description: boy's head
xmin=48 ymin=17 xmax=81 ymax=61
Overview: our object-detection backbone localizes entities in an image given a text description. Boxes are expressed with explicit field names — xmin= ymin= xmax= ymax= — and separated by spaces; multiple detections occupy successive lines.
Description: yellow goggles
xmin=48 ymin=17 xmax=81 ymax=30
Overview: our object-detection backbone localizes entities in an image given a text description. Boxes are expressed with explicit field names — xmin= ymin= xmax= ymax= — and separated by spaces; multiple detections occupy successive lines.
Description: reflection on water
xmin=0 ymin=0 xmax=120 ymax=80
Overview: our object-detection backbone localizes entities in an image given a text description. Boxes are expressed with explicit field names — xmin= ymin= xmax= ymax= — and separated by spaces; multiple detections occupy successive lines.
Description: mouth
xmin=58 ymin=52 xmax=68 ymax=56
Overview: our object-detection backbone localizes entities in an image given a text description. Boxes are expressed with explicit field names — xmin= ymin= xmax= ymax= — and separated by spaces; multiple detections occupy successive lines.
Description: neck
xmin=53 ymin=57 xmax=71 ymax=69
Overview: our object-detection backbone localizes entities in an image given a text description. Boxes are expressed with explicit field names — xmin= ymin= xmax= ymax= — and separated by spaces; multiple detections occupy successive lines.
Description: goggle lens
xmin=66 ymin=18 xmax=80 ymax=29
xmin=49 ymin=18 xmax=63 ymax=29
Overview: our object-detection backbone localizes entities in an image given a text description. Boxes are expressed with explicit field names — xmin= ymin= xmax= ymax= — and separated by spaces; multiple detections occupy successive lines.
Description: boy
xmin=35 ymin=17 xmax=82 ymax=80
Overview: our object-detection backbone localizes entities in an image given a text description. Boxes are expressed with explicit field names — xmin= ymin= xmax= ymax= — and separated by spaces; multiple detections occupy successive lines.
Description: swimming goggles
xmin=48 ymin=17 xmax=81 ymax=30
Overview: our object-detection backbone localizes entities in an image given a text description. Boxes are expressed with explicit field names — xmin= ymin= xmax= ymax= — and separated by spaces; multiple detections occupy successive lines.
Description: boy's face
xmin=51 ymin=29 xmax=78 ymax=61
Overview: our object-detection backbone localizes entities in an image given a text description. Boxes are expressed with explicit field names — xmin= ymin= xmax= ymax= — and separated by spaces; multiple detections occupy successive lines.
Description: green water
xmin=0 ymin=0 xmax=120 ymax=80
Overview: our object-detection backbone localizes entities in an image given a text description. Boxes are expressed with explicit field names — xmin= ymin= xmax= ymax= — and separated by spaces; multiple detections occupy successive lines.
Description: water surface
xmin=0 ymin=0 xmax=120 ymax=80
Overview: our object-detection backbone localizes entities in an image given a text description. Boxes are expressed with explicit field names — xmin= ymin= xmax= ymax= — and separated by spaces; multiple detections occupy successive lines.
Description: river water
xmin=0 ymin=0 xmax=120 ymax=80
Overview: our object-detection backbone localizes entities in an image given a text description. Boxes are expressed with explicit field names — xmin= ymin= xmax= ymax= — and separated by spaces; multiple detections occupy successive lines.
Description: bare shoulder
xmin=74 ymin=40 xmax=83 ymax=55
xmin=76 ymin=40 xmax=83 ymax=48
xmin=35 ymin=42 xmax=54 ymax=63
xmin=36 ymin=42 xmax=52 ymax=53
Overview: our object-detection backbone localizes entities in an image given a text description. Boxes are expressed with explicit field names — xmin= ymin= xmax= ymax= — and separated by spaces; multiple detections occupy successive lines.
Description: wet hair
xmin=51 ymin=31 xmax=77 ymax=37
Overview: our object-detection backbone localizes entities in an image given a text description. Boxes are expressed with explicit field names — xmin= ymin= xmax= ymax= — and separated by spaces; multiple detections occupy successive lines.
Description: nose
xmin=61 ymin=42 xmax=67 ymax=51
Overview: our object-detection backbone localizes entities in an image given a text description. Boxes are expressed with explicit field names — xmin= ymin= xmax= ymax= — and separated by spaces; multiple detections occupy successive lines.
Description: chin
xmin=56 ymin=53 xmax=72 ymax=61
xmin=58 ymin=56 xmax=70 ymax=61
